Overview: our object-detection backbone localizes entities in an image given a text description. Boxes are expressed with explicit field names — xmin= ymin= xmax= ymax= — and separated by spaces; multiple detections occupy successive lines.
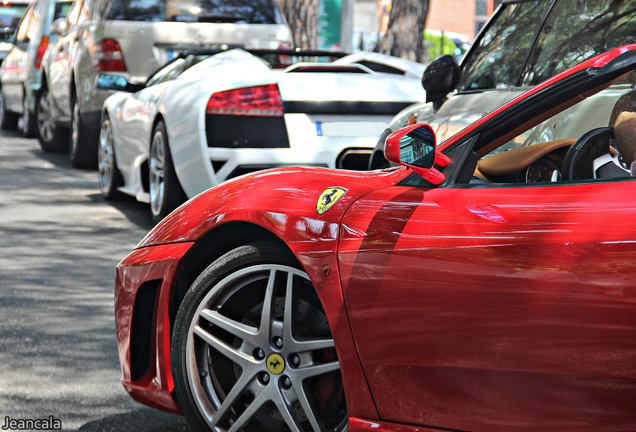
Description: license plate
xmin=315 ymin=121 xmax=386 ymax=137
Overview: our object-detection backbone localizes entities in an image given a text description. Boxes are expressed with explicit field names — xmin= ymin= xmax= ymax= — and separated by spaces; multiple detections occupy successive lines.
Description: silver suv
xmin=0 ymin=0 xmax=72 ymax=138
xmin=0 ymin=0 xmax=30 ymax=65
xmin=39 ymin=0 xmax=292 ymax=167
xmin=368 ymin=0 xmax=636 ymax=169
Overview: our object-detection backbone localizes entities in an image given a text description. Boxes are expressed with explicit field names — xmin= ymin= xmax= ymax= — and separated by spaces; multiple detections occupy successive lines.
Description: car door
xmin=47 ymin=0 xmax=83 ymax=121
xmin=339 ymin=179 xmax=636 ymax=430
xmin=1 ymin=4 xmax=34 ymax=113
xmin=338 ymin=55 xmax=636 ymax=430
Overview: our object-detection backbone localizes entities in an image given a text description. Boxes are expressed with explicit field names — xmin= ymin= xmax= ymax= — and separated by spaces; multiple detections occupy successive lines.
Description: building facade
xmin=354 ymin=0 xmax=502 ymax=42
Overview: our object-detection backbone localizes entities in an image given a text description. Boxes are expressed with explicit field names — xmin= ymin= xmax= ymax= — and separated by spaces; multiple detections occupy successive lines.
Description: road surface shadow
xmin=76 ymin=407 xmax=191 ymax=431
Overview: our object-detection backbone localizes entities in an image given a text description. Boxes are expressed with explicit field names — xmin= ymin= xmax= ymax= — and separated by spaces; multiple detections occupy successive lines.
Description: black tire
xmin=368 ymin=129 xmax=392 ymax=170
xmin=21 ymin=93 xmax=36 ymax=138
xmin=0 ymin=89 xmax=19 ymax=130
xmin=172 ymin=240 xmax=347 ymax=432
xmin=149 ymin=120 xmax=186 ymax=223
xmin=97 ymin=114 xmax=124 ymax=199
xmin=69 ymin=93 xmax=98 ymax=169
xmin=35 ymin=88 xmax=68 ymax=153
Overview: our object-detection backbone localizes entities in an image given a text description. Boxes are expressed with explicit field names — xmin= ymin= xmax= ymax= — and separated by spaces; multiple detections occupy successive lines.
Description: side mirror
xmin=96 ymin=73 xmax=143 ymax=92
xmin=49 ymin=18 xmax=67 ymax=35
xmin=422 ymin=54 xmax=460 ymax=110
xmin=384 ymin=123 xmax=450 ymax=185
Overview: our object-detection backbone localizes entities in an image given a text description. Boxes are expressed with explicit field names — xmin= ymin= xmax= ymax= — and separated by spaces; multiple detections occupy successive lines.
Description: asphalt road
xmin=0 ymin=129 xmax=191 ymax=431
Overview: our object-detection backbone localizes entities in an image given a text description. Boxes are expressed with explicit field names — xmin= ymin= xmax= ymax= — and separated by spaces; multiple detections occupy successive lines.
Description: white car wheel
xmin=149 ymin=121 xmax=186 ymax=222
xmin=98 ymin=115 xmax=123 ymax=199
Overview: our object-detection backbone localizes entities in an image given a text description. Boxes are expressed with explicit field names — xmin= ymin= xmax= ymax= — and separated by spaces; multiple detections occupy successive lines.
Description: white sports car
xmin=96 ymin=48 xmax=426 ymax=222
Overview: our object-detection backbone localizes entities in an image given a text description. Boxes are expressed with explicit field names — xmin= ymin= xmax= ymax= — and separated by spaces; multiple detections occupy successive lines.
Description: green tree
xmin=376 ymin=0 xmax=431 ymax=62
xmin=277 ymin=0 xmax=321 ymax=49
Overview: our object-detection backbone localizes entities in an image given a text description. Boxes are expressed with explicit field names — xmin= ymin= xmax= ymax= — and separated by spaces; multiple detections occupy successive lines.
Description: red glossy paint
xmin=116 ymin=166 xmax=409 ymax=418
xmin=385 ymin=123 xmax=446 ymax=185
xmin=339 ymin=182 xmax=636 ymax=430
xmin=348 ymin=417 xmax=442 ymax=432
xmin=115 ymin=241 xmax=195 ymax=413
xmin=113 ymin=45 xmax=636 ymax=430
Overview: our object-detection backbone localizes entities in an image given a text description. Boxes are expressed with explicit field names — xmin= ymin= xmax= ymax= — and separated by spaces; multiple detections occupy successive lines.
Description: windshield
xmin=104 ymin=0 xmax=286 ymax=24
xmin=458 ymin=1 xmax=551 ymax=91
xmin=521 ymin=0 xmax=636 ymax=85
xmin=0 ymin=3 xmax=29 ymax=42
xmin=458 ymin=0 xmax=636 ymax=91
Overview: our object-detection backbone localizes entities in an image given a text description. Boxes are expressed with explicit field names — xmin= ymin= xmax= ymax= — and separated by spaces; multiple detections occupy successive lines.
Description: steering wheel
xmin=561 ymin=127 xmax=614 ymax=181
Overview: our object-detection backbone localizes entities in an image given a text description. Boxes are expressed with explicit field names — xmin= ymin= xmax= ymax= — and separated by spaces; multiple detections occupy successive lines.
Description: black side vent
xmin=130 ymin=280 xmax=161 ymax=381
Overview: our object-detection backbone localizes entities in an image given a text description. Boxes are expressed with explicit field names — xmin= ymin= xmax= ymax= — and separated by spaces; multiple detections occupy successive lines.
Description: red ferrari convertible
xmin=115 ymin=44 xmax=636 ymax=431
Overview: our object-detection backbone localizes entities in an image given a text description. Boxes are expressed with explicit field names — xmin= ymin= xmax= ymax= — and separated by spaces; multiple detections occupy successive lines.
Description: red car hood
xmin=138 ymin=166 xmax=409 ymax=248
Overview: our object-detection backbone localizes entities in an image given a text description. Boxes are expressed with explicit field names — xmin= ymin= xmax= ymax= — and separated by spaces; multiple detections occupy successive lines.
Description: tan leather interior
xmin=477 ymin=138 xmax=576 ymax=177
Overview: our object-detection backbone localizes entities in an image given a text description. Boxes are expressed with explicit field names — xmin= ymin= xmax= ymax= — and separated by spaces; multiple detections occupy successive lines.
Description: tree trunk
xmin=376 ymin=0 xmax=430 ymax=63
xmin=277 ymin=0 xmax=321 ymax=49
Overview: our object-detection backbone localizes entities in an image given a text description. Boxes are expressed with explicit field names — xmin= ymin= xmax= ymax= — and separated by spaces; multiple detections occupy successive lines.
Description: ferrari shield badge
xmin=316 ymin=186 xmax=348 ymax=215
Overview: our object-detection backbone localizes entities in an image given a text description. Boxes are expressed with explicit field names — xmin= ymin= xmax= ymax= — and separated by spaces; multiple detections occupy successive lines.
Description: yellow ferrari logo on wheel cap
xmin=266 ymin=353 xmax=285 ymax=375
xmin=316 ymin=187 xmax=348 ymax=215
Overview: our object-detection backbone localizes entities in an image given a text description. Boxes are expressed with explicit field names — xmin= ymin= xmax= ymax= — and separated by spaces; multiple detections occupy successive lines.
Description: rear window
xmin=458 ymin=0 xmax=636 ymax=91
xmin=0 ymin=3 xmax=29 ymax=41
xmin=54 ymin=1 xmax=74 ymax=20
xmin=103 ymin=0 xmax=286 ymax=24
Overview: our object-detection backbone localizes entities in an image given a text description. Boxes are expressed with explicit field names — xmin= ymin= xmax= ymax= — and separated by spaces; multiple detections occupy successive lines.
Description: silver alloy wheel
xmin=98 ymin=119 xmax=114 ymax=195
xmin=186 ymin=264 xmax=344 ymax=431
xmin=0 ymin=91 xmax=5 ymax=123
xmin=70 ymin=98 xmax=80 ymax=157
xmin=22 ymin=96 xmax=30 ymax=135
xmin=149 ymin=130 xmax=165 ymax=217
xmin=37 ymin=90 xmax=55 ymax=142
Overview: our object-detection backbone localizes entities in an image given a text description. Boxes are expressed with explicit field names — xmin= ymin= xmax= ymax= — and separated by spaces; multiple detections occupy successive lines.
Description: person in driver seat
xmin=592 ymin=110 xmax=636 ymax=178
xmin=613 ymin=110 xmax=636 ymax=176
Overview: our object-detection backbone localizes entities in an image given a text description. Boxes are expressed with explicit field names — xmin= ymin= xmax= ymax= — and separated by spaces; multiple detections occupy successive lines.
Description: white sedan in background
xmin=97 ymin=48 xmax=426 ymax=222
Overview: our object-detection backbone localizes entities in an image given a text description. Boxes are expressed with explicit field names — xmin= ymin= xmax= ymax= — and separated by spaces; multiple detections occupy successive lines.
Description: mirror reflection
xmin=400 ymin=126 xmax=436 ymax=167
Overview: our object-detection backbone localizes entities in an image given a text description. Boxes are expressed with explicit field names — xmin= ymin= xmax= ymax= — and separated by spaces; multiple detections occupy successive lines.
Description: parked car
xmin=114 ymin=44 xmax=636 ymax=431
xmin=368 ymin=0 xmax=636 ymax=169
xmin=0 ymin=0 xmax=30 ymax=65
xmin=0 ymin=0 xmax=72 ymax=137
xmin=97 ymin=49 xmax=426 ymax=222
xmin=38 ymin=0 xmax=293 ymax=168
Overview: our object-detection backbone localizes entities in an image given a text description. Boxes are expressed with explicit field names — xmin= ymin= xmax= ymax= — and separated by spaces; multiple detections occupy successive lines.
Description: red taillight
xmin=95 ymin=39 xmax=127 ymax=72
xmin=206 ymin=84 xmax=284 ymax=117
xmin=34 ymin=35 xmax=49 ymax=69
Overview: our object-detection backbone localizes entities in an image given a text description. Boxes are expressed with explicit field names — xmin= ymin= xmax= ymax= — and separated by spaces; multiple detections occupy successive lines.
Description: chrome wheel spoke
xmin=149 ymin=131 xmax=166 ymax=213
xmin=210 ymin=371 xmax=258 ymax=429
xmin=259 ymin=269 xmax=278 ymax=340
xmin=98 ymin=122 xmax=113 ymax=189
xmin=294 ymin=360 xmax=340 ymax=381
xmin=37 ymin=93 xmax=53 ymax=140
xmin=293 ymin=337 xmax=335 ymax=353
xmin=199 ymin=308 xmax=260 ymax=347
xmin=193 ymin=324 xmax=255 ymax=368
xmin=185 ymin=262 xmax=345 ymax=431
xmin=274 ymin=393 xmax=306 ymax=432
xmin=226 ymin=387 xmax=269 ymax=432
xmin=282 ymin=271 xmax=296 ymax=342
